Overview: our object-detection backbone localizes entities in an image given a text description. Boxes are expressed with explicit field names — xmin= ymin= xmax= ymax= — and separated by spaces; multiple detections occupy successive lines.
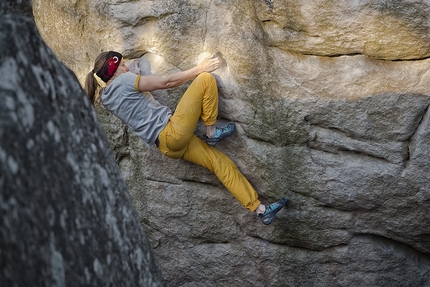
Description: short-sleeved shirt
xmin=101 ymin=72 xmax=172 ymax=147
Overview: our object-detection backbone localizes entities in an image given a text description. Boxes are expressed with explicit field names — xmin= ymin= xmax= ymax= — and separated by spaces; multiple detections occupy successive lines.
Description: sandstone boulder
xmin=33 ymin=0 xmax=430 ymax=286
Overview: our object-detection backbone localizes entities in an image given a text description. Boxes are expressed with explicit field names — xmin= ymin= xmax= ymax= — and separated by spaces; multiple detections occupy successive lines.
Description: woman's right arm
xmin=137 ymin=57 xmax=220 ymax=92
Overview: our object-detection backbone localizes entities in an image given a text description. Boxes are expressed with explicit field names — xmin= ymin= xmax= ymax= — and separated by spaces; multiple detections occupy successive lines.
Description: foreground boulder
xmin=0 ymin=6 xmax=164 ymax=287
xmin=34 ymin=0 xmax=430 ymax=286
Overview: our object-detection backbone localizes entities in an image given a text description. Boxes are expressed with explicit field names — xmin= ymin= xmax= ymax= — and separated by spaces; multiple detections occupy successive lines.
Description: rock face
xmin=0 ymin=3 xmax=164 ymax=287
xmin=33 ymin=0 xmax=430 ymax=286
xmin=0 ymin=0 xmax=33 ymax=17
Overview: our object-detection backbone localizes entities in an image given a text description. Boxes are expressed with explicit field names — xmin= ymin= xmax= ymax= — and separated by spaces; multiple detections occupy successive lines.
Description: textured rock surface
xmin=0 ymin=0 xmax=33 ymax=17
xmin=0 ymin=4 xmax=164 ymax=287
xmin=34 ymin=0 xmax=430 ymax=286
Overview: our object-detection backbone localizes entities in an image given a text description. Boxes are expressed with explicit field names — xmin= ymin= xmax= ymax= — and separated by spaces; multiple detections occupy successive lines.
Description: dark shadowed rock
xmin=0 ymin=0 xmax=33 ymax=17
xmin=0 ymin=6 xmax=165 ymax=287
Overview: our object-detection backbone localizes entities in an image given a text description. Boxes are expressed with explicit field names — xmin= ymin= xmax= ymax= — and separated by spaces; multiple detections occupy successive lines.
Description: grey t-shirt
xmin=101 ymin=72 xmax=172 ymax=147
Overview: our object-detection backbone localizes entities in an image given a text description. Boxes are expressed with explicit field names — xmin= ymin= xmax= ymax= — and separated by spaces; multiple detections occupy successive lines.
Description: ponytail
xmin=84 ymin=70 xmax=100 ymax=105
xmin=84 ymin=52 xmax=110 ymax=105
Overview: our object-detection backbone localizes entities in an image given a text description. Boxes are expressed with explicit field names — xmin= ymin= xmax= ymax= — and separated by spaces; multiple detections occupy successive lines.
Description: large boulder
xmin=33 ymin=0 xmax=430 ymax=286
xmin=0 ymin=3 xmax=164 ymax=287
xmin=0 ymin=0 xmax=33 ymax=17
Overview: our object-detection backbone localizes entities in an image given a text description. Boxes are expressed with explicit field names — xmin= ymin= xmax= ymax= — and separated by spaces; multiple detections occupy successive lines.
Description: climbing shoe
xmin=205 ymin=123 xmax=236 ymax=146
xmin=259 ymin=197 xmax=288 ymax=225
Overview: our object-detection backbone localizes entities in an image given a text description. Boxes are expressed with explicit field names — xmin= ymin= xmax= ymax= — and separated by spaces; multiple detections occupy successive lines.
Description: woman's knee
xmin=196 ymin=72 xmax=215 ymax=84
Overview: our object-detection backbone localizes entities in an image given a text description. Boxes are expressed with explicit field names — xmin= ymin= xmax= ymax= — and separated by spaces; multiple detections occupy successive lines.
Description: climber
xmin=84 ymin=51 xmax=287 ymax=225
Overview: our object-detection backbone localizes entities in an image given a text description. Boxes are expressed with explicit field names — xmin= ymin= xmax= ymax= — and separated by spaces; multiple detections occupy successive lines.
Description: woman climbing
xmin=84 ymin=51 xmax=287 ymax=225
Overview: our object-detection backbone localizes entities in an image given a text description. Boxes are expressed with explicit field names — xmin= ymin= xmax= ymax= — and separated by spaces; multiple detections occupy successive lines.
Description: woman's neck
xmin=106 ymin=75 xmax=117 ymax=87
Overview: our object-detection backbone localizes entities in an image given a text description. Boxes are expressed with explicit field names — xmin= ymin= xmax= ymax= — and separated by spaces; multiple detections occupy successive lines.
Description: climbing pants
xmin=157 ymin=72 xmax=261 ymax=212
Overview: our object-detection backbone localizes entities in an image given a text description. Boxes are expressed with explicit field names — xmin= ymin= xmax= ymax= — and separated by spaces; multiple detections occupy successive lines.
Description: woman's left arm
xmin=137 ymin=57 xmax=220 ymax=92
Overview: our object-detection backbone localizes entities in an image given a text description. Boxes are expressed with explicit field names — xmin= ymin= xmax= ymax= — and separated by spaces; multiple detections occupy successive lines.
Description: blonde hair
xmin=84 ymin=52 xmax=109 ymax=105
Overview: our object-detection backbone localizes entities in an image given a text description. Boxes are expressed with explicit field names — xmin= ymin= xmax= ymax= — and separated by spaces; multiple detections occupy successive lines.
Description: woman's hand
xmin=198 ymin=57 xmax=221 ymax=73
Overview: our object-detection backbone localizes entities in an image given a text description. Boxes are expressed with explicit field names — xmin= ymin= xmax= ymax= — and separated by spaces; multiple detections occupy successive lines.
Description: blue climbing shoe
xmin=205 ymin=123 xmax=236 ymax=146
xmin=259 ymin=198 xmax=288 ymax=225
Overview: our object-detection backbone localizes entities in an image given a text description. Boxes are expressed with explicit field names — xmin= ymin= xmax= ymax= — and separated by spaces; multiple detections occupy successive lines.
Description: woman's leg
xmin=158 ymin=72 xmax=218 ymax=158
xmin=157 ymin=72 xmax=261 ymax=212
xmin=182 ymin=135 xmax=261 ymax=212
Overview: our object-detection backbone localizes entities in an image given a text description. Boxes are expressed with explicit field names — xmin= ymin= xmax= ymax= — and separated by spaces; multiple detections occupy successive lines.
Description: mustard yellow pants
xmin=157 ymin=72 xmax=261 ymax=212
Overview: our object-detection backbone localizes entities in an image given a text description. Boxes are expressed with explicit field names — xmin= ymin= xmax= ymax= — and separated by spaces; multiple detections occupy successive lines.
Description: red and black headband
xmin=96 ymin=51 xmax=123 ymax=82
